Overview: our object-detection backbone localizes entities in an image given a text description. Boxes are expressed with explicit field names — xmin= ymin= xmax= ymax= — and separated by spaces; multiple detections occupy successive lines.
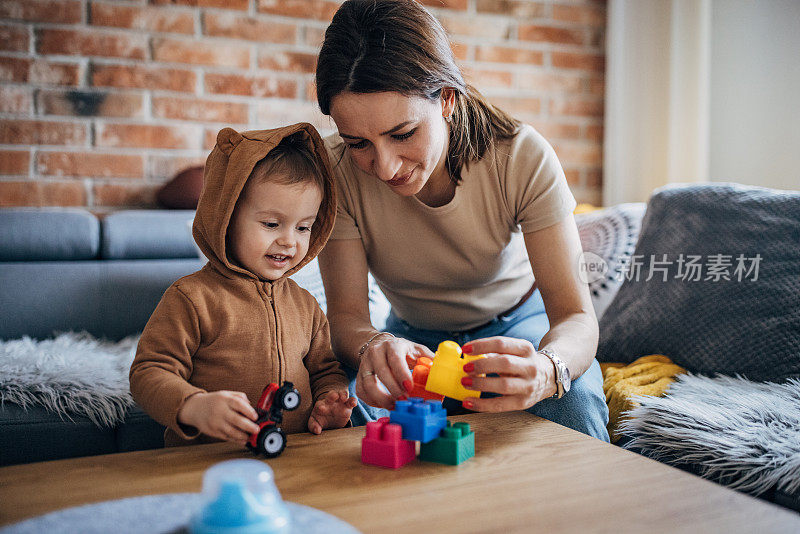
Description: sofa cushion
xmin=101 ymin=210 xmax=198 ymax=260
xmin=0 ymin=259 xmax=204 ymax=340
xmin=597 ymin=183 xmax=800 ymax=381
xmin=575 ymin=203 xmax=647 ymax=320
xmin=115 ymin=404 xmax=165 ymax=453
xmin=0 ymin=207 xmax=99 ymax=261
xmin=0 ymin=402 xmax=116 ymax=466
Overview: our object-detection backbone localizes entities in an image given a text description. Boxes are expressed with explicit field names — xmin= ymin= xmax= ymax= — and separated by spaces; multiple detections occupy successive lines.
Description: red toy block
xmin=406 ymin=357 xmax=445 ymax=402
xmin=361 ymin=417 xmax=416 ymax=469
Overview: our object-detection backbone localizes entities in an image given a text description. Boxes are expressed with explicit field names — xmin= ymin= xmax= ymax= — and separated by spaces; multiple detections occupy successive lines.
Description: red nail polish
xmin=463 ymin=362 xmax=475 ymax=373
xmin=463 ymin=398 xmax=474 ymax=410
xmin=462 ymin=343 xmax=473 ymax=353
xmin=398 ymin=395 xmax=408 ymax=401
xmin=461 ymin=377 xmax=473 ymax=386
xmin=402 ymin=379 xmax=413 ymax=393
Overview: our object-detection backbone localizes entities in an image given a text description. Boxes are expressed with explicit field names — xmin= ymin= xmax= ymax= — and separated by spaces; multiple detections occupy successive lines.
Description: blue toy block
xmin=419 ymin=421 xmax=475 ymax=465
xmin=389 ymin=397 xmax=447 ymax=443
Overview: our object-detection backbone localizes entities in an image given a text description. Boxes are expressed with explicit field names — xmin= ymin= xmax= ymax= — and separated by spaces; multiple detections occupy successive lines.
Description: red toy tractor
xmin=246 ymin=381 xmax=301 ymax=458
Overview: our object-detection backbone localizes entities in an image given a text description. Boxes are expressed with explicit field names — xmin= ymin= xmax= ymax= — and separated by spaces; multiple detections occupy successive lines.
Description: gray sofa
xmin=0 ymin=208 xmax=203 ymax=465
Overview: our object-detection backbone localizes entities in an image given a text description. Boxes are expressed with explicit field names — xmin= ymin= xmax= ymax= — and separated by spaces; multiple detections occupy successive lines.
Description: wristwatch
xmin=538 ymin=348 xmax=571 ymax=399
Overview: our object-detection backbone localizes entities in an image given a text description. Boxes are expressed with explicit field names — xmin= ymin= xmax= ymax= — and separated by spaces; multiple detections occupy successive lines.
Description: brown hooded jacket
xmin=130 ymin=124 xmax=347 ymax=446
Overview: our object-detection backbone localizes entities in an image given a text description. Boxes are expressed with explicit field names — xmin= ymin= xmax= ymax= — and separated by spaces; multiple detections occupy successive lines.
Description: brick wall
xmin=0 ymin=0 xmax=605 ymax=210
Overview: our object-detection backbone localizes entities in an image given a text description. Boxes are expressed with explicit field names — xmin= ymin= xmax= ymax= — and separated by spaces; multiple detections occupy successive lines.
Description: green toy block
xmin=419 ymin=421 xmax=475 ymax=465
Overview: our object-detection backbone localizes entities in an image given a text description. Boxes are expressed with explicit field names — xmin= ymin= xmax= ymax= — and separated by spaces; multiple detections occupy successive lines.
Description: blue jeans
xmin=347 ymin=289 xmax=610 ymax=442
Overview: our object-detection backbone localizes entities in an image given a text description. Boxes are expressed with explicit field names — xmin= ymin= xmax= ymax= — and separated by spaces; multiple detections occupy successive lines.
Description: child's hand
xmin=178 ymin=391 xmax=260 ymax=445
xmin=308 ymin=390 xmax=357 ymax=435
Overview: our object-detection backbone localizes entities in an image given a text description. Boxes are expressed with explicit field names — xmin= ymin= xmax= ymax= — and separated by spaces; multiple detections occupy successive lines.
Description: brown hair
xmin=316 ymin=0 xmax=520 ymax=184
xmin=248 ymin=132 xmax=325 ymax=192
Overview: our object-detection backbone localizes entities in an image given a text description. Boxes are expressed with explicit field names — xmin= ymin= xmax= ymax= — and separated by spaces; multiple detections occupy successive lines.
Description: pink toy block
xmin=361 ymin=417 xmax=416 ymax=469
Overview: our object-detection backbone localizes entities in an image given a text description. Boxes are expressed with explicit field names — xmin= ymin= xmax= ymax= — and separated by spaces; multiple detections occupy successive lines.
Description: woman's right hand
xmin=356 ymin=335 xmax=435 ymax=409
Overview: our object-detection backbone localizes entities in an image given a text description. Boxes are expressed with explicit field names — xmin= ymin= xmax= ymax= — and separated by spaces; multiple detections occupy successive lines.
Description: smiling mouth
xmin=266 ymin=254 xmax=292 ymax=264
xmin=388 ymin=170 xmax=413 ymax=186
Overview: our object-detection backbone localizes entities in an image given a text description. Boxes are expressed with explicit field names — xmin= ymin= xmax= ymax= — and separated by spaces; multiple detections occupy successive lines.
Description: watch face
xmin=562 ymin=364 xmax=571 ymax=393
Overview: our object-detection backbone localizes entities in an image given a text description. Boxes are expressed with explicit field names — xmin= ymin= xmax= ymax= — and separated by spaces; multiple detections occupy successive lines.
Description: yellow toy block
xmin=425 ymin=341 xmax=485 ymax=401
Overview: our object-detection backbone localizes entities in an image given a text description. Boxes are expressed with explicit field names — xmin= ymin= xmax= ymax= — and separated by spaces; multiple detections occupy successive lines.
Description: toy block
xmin=425 ymin=340 xmax=486 ymax=401
xmin=389 ymin=397 xmax=447 ymax=443
xmin=361 ymin=417 xmax=416 ymax=469
xmin=407 ymin=357 xmax=444 ymax=401
xmin=419 ymin=421 xmax=475 ymax=465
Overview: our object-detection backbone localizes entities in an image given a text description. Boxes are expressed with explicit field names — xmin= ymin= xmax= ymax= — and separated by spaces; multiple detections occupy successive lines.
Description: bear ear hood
xmin=192 ymin=124 xmax=337 ymax=280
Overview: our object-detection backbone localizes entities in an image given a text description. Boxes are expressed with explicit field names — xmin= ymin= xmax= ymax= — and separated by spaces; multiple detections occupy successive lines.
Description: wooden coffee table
xmin=1 ymin=412 xmax=798 ymax=532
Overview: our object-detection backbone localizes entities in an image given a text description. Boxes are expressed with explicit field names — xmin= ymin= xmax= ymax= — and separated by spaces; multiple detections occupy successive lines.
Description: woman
xmin=315 ymin=0 xmax=609 ymax=440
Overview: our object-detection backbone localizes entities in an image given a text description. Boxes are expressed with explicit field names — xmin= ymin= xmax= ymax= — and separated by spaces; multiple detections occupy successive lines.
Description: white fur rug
xmin=620 ymin=373 xmax=800 ymax=496
xmin=0 ymin=332 xmax=139 ymax=427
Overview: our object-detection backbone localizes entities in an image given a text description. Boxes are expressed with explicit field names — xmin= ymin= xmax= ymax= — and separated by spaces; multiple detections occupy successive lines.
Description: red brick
xmin=0 ymin=86 xmax=33 ymax=113
xmin=90 ymin=4 xmax=194 ymax=34
xmin=0 ymin=120 xmax=87 ymax=146
xmin=419 ymin=0 xmax=468 ymax=10
xmin=476 ymin=0 xmax=546 ymax=19
xmin=531 ymin=121 xmax=581 ymax=141
xmin=258 ymin=51 xmax=317 ymax=73
xmin=204 ymin=12 xmax=297 ymax=44
xmin=150 ymin=0 xmax=248 ymax=9
xmin=255 ymin=99 xmax=334 ymax=132
xmin=588 ymin=75 xmax=604 ymax=96
xmin=551 ymin=140 xmax=602 ymax=166
xmin=462 ymin=67 xmax=513 ymax=88
xmin=553 ymin=4 xmax=606 ymax=27
xmin=203 ymin=128 xmax=218 ymax=151
xmin=0 ymin=151 xmax=29 ymax=175
xmin=451 ymin=41 xmax=469 ymax=62
xmin=91 ymin=64 xmax=196 ymax=93
xmin=37 ymin=29 xmax=147 ymax=60
xmin=440 ymin=16 xmax=512 ymax=40
xmin=0 ymin=56 xmax=30 ymax=83
xmin=152 ymin=97 xmax=249 ymax=124
xmin=29 ymin=60 xmax=82 ymax=86
xmin=37 ymin=152 xmax=144 ymax=178
xmin=0 ymin=0 xmax=82 ymax=24
xmin=96 ymin=123 xmax=200 ymax=150
xmin=487 ymin=96 xmax=541 ymax=117
xmin=149 ymin=155 xmax=207 ymax=182
xmin=93 ymin=183 xmax=157 ymax=207
xmin=304 ymin=26 xmax=326 ymax=48
xmin=519 ymin=25 xmax=586 ymax=46
xmin=585 ymin=168 xmax=602 ymax=187
xmin=564 ymin=168 xmax=580 ymax=186
xmin=475 ymin=45 xmax=544 ymax=66
xmin=153 ymin=37 xmax=250 ymax=69
xmin=550 ymin=97 xmax=603 ymax=118
xmin=0 ymin=24 xmax=30 ymax=52
xmin=552 ymin=52 xmax=605 ymax=73
xmin=585 ymin=123 xmax=603 ymax=142
xmin=257 ymin=0 xmax=341 ymax=22
xmin=38 ymin=90 xmax=144 ymax=118
xmin=205 ymin=73 xmax=296 ymax=98
xmin=306 ymin=80 xmax=317 ymax=103
xmin=0 ymin=180 xmax=86 ymax=207
xmin=517 ymin=71 xmax=583 ymax=93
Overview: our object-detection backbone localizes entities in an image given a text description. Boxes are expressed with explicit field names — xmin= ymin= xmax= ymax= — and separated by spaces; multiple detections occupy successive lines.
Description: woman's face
xmin=329 ymin=91 xmax=453 ymax=198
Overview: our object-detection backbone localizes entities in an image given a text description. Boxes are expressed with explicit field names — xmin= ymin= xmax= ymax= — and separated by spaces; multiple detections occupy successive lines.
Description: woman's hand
xmin=357 ymin=335 xmax=434 ymax=409
xmin=460 ymin=337 xmax=557 ymax=412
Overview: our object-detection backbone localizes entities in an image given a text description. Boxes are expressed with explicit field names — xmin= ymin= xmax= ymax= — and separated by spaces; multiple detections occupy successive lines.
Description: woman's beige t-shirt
xmin=325 ymin=124 xmax=576 ymax=331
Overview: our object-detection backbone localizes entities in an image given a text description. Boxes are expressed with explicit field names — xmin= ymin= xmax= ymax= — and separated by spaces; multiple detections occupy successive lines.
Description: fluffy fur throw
xmin=620 ymin=374 xmax=800 ymax=496
xmin=0 ymin=332 xmax=139 ymax=427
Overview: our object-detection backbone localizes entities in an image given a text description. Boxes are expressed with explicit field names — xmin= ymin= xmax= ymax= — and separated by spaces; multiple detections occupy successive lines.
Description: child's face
xmin=227 ymin=176 xmax=323 ymax=281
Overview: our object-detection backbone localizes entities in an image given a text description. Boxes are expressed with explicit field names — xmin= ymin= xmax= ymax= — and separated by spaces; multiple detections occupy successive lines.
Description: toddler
xmin=130 ymin=124 xmax=355 ymax=447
